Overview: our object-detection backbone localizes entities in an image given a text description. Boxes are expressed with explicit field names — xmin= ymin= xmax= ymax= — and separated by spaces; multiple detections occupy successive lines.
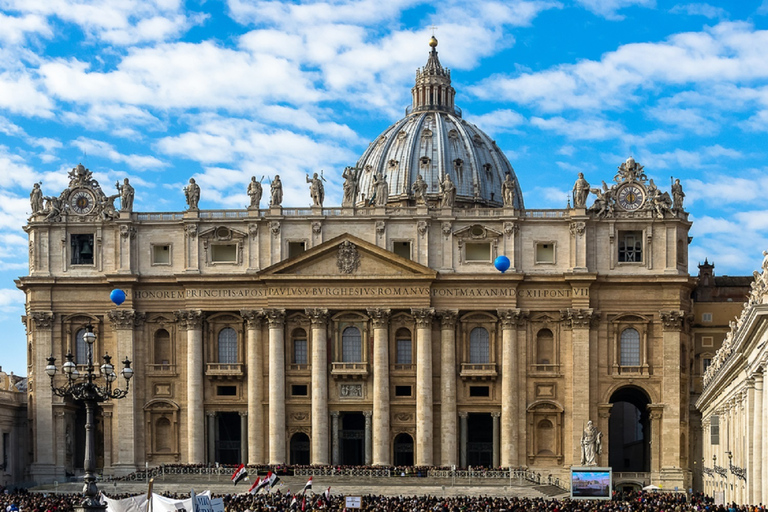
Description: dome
xmin=354 ymin=39 xmax=524 ymax=209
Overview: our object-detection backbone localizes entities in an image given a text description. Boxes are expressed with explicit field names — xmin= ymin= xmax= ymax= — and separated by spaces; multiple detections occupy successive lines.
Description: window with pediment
xmin=459 ymin=312 xmax=497 ymax=381
xmin=455 ymin=224 xmax=502 ymax=266
xmin=527 ymin=401 xmax=563 ymax=465
xmin=611 ymin=315 xmax=650 ymax=376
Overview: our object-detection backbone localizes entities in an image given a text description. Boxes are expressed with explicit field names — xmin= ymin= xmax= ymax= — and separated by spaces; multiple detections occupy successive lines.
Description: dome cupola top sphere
xmin=355 ymin=37 xmax=524 ymax=209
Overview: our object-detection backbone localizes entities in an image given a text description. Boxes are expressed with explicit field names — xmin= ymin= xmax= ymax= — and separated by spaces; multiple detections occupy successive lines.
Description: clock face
xmin=69 ymin=189 xmax=96 ymax=215
xmin=617 ymin=184 xmax=645 ymax=211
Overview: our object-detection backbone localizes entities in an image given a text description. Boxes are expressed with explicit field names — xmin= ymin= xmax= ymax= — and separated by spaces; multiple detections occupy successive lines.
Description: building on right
xmin=697 ymin=252 xmax=768 ymax=505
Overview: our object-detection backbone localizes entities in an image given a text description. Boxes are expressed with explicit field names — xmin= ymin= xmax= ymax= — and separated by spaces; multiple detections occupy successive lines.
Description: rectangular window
xmin=293 ymin=339 xmax=308 ymax=365
xmin=395 ymin=385 xmax=412 ymax=397
xmin=396 ymin=339 xmax=412 ymax=365
xmin=211 ymin=244 xmax=237 ymax=263
xmin=702 ymin=336 xmax=713 ymax=347
xmin=152 ymin=244 xmax=171 ymax=265
xmin=465 ymin=242 xmax=491 ymax=261
xmin=702 ymin=313 xmax=713 ymax=323
xmin=71 ymin=234 xmax=94 ymax=265
xmin=217 ymin=386 xmax=237 ymax=396
xmin=292 ymin=384 xmax=308 ymax=396
xmin=393 ymin=241 xmax=411 ymax=259
xmin=469 ymin=386 xmax=490 ymax=397
xmin=618 ymin=231 xmax=642 ymax=262
xmin=288 ymin=241 xmax=306 ymax=258
xmin=535 ymin=242 xmax=555 ymax=264
xmin=710 ymin=415 xmax=719 ymax=445
xmin=702 ymin=358 xmax=712 ymax=373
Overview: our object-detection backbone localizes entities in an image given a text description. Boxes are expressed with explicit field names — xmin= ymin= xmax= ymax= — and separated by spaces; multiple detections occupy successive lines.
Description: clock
xmin=617 ymin=184 xmax=645 ymax=211
xmin=69 ymin=188 xmax=96 ymax=215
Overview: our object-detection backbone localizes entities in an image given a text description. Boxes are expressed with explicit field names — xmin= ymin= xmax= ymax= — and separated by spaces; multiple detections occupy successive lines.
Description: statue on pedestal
xmin=580 ymin=420 xmax=602 ymax=466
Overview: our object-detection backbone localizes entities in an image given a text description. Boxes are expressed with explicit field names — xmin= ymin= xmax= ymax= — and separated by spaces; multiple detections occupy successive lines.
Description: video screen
xmin=570 ymin=468 xmax=612 ymax=500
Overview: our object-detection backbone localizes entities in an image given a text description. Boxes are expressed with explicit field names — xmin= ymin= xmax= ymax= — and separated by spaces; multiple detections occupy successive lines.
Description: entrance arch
xmin=340 ymin=412 xmax=365 ymax=465
xmin=290 ymin=432 xmax=310 ymax=465
xmin=393 ymin=433 xmax=414 ymax=466
xmin=467 ymin=413 xmax=493 ymax=467
xmin=217 ymin=412 xmax=241 ymax=464
xmin=609 ymin=386 xmax=650 ymax=472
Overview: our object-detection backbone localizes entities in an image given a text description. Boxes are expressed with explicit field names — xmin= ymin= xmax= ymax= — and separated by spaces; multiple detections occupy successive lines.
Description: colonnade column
xmin=459 ymin=412 xmax=468 ymax=468
xmin=29 ymin=312 xmax=56 ymax=480
xmin=364 ymin=411 xmax=373 ymax=466
xmin=331 ymin=411 xmax=340 ymax=465
xmin=565 ymin=308 xmax=594 ymax=466
xmin=108 ymin=309 xmax=144 ymax=474
xmin=497 ymin=309 xmax=522 ymax=467
xmin=751 ymin=372 xmax=763 ymax=505
xmin=659 ymin=310 xmax=685 ymax=475
xmin=176 ymin=309 xmax=205 ymax=463
xmin=240 ymin=412 xmax=248 ymax=464
xmin=648 ymin=405 xmax=664 ymax=474
xmin=241 ymin=309 xmax=265 ymax=465
xmin=306 ymin=308 xmax=330 ymax=465
xmin=207 ymin=412 xmax=216 ymax=463
xmin=367 ymin=308 xmax=391 ymax=465
xmin=412 ymin=308 xmax=435 ymax=466
xmin=492 ymin=412 xmax=500 ymax=468
xmin=265 ymin=308 xmax=286 ymax=464
xmin=438 ymin=310 xmax=458 ymax=467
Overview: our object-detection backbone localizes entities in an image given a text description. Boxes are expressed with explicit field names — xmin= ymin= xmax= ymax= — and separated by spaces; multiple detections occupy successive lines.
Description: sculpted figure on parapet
xmin=30 ymin=183 xmax=44 ymax=214
xmin=412 ymin=173 xmax=427 ymax=205
xmin=270 ymin=175 xmax=283 ymax=206
xmin=247 ymin=176 xmax=263 ymax=209
xmin=580 ymin=420 xmax=602 ymax=466
xmin=306 ymin=171 xmax=325 ymax=207
xmin=501 ymin=173 xmax=516 ymax=207
xmin=341 ymin=166 xmax=360 ymax=207
xmin=439 ymin=173 xmax=456 ymax=207
xmin=572 ymin=172 xmax=590 ymax=208
xmin=671 ymin=178 xmax=685 ymax=210
xmin=116 ymin=178 xmax=134 ymax=212
xmin=184 ymin=178 xmax=200 ymax=210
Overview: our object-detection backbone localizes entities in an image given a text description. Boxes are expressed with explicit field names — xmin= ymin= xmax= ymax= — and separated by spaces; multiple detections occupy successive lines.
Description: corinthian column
xmin=175 ymin=309 xmax=205 ymax=463
xmin=659 ymin=310 xmax=685 ymax=470
xmin=497 ymin=308 xmax=522 ymax=467
xmin=564 ymin=308 xmax=594 ymax=465
xmin=367 ymin=308 xmax=391 ymax=465
xmin=241 ymin=309 xmax=264 ymax=465
xmin=29 ymin=312 xmax=56 ymax=481
xmin=438 ymin=310 xmax=458 ymax=467
xmin=306 ymin=308 xmax=330 ymax=465
xmin=108 ymin=309 xmax=145 ymax=474
xmin=412 ymin=308 xmax=435 ymax=466
xmin=265 ymin=308 xmax=286 ymax=464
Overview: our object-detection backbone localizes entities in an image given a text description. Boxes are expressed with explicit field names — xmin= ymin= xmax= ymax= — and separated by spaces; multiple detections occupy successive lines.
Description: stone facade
xmin=0 ymin=369 xmax=29 ymax=487
xmin=18 ymin=40 xmax=700 ymax=491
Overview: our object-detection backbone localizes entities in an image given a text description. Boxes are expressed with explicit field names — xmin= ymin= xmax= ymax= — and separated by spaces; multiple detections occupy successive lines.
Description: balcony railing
xmin=530 ymin=363 xmax=560 ymax=374
xmin=146 ymin=364 xmax=177 ymax=375
xmin=331 ymin=362 xmax=369 ymax=380
xmin=392 ymin=363 xmax=415 ymax=372
xmin=205 ymin=363 xmax=244 ymax=378
xmin=460 ymin=363 xmax=497 ymax=381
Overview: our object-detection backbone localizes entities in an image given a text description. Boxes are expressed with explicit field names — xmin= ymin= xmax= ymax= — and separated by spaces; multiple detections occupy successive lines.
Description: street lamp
xmin=46 ymin=325 xmax=133 ymax=512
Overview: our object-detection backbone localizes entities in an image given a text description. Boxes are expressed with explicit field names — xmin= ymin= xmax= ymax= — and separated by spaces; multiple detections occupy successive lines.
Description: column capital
xmin=206 ymin=412 xmax=217 ymax=418
xmin=330 ymin=410 xmax=340 ymax=418
xmin=411 ymin=308 xmax=435 ymax=328
xmin=366 ymin=308 xmax=390 ymax=328
xmin=647 ymin=404 xmax=664 ymax=420
xmin=560 ymin=308 xmax=597 ymax=329
xmin=240 ymin=309 xmax=265 ymax=328
xmin=264 ymin=308 xmax=286 ymax=327
xmin=491 ymin=412 xmax=501 ymax=418
xmin=458 ymin=411 xmax=469 ymax=418
xmin=363 ymin=410 xmax=373 ymax=419
xmin=437 ymin=310 xmax=458 ymax=329
xmin=30 ymin=311 xmax=55 ymax=330
xmin=175 ymin=309 xmax=204 ymax=330
xmin=659 ymin=309 xmax=687 ymax=331
xmin=239 ymin=411 xmax=248 ymax=418
xmin=497 ymin=308 xmax=526 ymax=328
xmin=306 ymin=308 xmax=330 ymax=326
xmin=108 ymin=309 xmax=146 ymax=330
xmin=597 ymin=403 xmax=613 ymax=419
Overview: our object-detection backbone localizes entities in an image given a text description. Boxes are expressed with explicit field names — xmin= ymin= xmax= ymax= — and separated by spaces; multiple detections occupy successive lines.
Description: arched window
xmin=620 ymin=328 xmax=641 ymax=366
xmin=536 ymin=329 xmax=554 ymax=365
xmin=292 ymin=328 xmax=308 ymax=365
xmin=469 ymin=327 xmax=489 ymax=364
xmin=536 ymin=419 xmax=555 ymax=455
xmin=154 ymin=329 xmax=171 ymax=365
xmin=342 ymin=327 xmax=362 ymax=362
xmin=395 ymin=328 xmax=412 ymax=365
xmin=156 ymin=418 xmax=171 ymax=452
xmin=75 ymin=328 xmax=88 ymax=365
xmin=218 ymin=327 xmax=237 ymax=364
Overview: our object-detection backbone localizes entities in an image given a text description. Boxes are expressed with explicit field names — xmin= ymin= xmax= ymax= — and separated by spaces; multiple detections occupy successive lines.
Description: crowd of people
xmin=0 ymin=486 xmax=762 ymax=512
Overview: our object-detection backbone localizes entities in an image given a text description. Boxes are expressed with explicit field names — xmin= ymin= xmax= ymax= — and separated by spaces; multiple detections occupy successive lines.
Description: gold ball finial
xmin=429 ymin=36 xmax=438 ymax=48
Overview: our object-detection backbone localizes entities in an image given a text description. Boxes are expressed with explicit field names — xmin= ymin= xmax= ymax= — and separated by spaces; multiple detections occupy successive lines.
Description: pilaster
xmin=412 ymin=307 xmax=435 ymax=466
xmin=367 ymin=308 xmax=391 ymax=465
xmin=497 ymin=308 xmax=523 ymax=467
xmin=241 ymin=309 xmax=265 ymax=465
xmin=29 ymin=312 xmax=58 ymax=481
xmin=438 ymin=310 xmax=458 ymax=467
xmin=265 ymin=308 xmax=286 ymax=463
xmin=306 ymin=308 xmax=330 ymax=465
xmin=175 ymin=309 xmax=204 ymax=463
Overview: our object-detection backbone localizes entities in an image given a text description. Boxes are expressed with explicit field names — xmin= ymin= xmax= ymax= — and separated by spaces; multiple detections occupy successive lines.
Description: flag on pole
xmin=230 ymin=464 xmax=247 ymax=485
xmin=254 ymin=473 xmax=270 ymax=493
xmin=290 ymin=496 xmax=298 ymax=509
xmin=301 ymin=477 xmax=312 ymax=494
xmin=247 ymin=477 xmax=261 ymax=494
xmin=301 ymin=496 xmax=306 ymax=512
xmin=268 ymin=471 xmax=281 ymax=489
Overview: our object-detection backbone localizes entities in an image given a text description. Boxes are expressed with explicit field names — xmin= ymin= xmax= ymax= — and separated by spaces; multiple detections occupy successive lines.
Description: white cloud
xmin=530 ymin=116 xmax=624 ymax=140
xmin=71 ymin=137 xmax=166 ymax=170
xmin=0 ymin=12 xmax=51 ymax=44
xmin=464 ymin=109 xmax=525 ymax=135
xmin=0 ymin=288 xmax=26 ymax=314
xmin=0 ymin=72 xmax=54 ymax=117
xmin=575 ymin=0 xmax=655 ymax=20
xmin=670 ymin=3 xmax=727 ymax=19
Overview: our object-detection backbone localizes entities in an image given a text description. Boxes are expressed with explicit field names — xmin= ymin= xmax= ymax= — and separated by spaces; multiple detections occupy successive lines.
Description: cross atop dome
xmin=412 ymin=37 xmax=456 ymax=114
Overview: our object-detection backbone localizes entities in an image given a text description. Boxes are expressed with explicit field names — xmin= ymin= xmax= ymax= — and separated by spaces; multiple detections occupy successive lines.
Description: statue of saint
xmin=270 ymin=175 xmax=283 ymax=207
xmin=373 ymin=172 xmax=388 ymax=206
xmin=501 ymin=173 xmax=516 ymax=207
xmin=439 ymin=174 xmax=456 ymax=208
xmin=30 ymin=183 xmax=44 ymax=214
xmin=412 ymin=174 xmax=428 ymax=205
xmin=116 ymin=178 xmax=134 ymax=212
xmin=572 ymin=172 xmax=590 ymax=208
xmin=341 ymin=167 xmax=359 ymax=207
xmin=580 ymin=420 xmax=602 ymax=466
xmin=247 ymin=176 xmax=263 ymax=209
xmin=671 ymin=178 xmax=685 ymax=210
xmin=184 ymin=178 xmax=200 ymax=210
xmin=306 ymin=172 xmax=325 ymax=207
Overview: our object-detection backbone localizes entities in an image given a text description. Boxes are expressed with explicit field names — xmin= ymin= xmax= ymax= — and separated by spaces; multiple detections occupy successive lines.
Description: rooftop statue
xmin=572 ymin=173 xmax=590 ymax=209
xmin=270 ymin=175 xmax=283 ymax=207
xmin=306 ymin=172 xmax=325 ymax=207
xmin=184 ymin=178 xmax=200 ymax=210
xmin=248 ymin=176 xmax=263 ymax=209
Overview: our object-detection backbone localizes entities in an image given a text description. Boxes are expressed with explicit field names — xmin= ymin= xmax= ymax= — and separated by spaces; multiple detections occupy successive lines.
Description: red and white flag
xmin=301 ymin=496 xmax=306 ymax=512
xmin=247 ymin=477 xmax=261 ymax=494
xmin=268 ymin=471 xmax=281 ymax=489
xmin=230 ymin=464 xmax=247 ymax=485
xmin=301 ymin=476 xmax=312 ymax=494
xmin=254 ymin=473 xmax=271 ymax=493
xmin=290 ymin=496 xmax=298 ymax=509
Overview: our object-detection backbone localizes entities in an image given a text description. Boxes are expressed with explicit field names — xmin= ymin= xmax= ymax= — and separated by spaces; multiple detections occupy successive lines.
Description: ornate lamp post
xmin=45 ymin=325 xmax=133 ymax=512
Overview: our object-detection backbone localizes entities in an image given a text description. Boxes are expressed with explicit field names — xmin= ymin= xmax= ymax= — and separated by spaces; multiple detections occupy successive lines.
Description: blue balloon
xmin=494 ymin=255 xmax=511 ymax=273
xmin=110 ymin=289 xmax=126 ymax=306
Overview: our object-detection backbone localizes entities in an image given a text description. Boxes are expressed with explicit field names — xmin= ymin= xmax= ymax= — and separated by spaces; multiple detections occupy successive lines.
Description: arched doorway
xmin=216 ymin=412 xmax=241 ymax=465
xmin=609 ymin=387 xmax=650 ymax=472
xmin=340 ymin=413 xmax=365 ymax=465
xmin=393 ymin=433 xmax=414 ymax=466
xmin=467 ymin=413 xmax=493 ymax=467
xmin=290 ymin=433 xmax=310 ymax=465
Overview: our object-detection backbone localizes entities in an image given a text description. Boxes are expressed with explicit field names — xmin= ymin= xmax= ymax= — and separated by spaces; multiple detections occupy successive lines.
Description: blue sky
xmin=1 ymin=0 xmax=768 ymax=375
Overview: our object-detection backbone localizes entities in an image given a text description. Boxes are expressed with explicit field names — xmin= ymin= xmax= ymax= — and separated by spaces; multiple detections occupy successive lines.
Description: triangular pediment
xmin=261 ymin=233 xmax=437 ymax=279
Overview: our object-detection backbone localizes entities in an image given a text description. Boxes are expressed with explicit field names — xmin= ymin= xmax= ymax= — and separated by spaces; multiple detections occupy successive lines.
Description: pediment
xmin=261 ymin=234 xmax=437 ymax=279
xmin=453 ymin=224 xmax=503 ymax=240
